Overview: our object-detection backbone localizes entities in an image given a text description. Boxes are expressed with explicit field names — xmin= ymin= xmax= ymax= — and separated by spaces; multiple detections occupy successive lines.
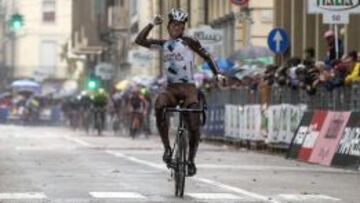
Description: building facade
xmin=129 ymin=0 xmax=274 ymax=77
xmin=3 ymin=0 xmax=72 ymax=81
xmin=274 ymin=0 xmax=360 ymax=60
xmin=71 ymin=0 xmax=130 ymax=85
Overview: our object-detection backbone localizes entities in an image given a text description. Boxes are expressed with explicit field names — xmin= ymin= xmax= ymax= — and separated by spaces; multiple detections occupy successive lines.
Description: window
xmin=42 ymin=0 xmax=56 ymax=23
xmin=40 ymin=41 xmax=57 ymax=75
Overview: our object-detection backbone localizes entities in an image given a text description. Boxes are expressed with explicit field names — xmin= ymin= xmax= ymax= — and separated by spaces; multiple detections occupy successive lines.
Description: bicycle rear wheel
xmin=174 ymin=130 xmax=187 ymax=197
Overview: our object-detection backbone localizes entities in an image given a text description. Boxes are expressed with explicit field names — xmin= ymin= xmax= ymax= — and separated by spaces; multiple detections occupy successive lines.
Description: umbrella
xmin=11 ymin=79 xmax=40 ymax=88
xmin=131 ymin=76 xmax=155 ymax=87
xmin=230 ymin=46 xmax=273 ymax=61
xmin=202 ymin=58 xmax=235 ymax=73
xmin=115 ymin=80 xmax=130 ymax=91
xmin=11 ymin=79 xmax=41 ymax=93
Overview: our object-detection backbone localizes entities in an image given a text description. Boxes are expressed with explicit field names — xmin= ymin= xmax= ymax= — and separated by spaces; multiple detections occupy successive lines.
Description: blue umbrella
xmin=202 ymin=58 xmax=235 ymax=73
xmin=11 ymin=79 xmax=41 ymax=93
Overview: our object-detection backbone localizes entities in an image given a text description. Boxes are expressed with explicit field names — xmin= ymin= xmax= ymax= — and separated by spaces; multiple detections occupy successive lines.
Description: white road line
xmin=106 ymin=150 xmax=166 ymax=170
xmin=194 ymin=177 xmax=280 ymax=203
xmin=105 ymin=150 xmax=281 ymax=203
xmin=62 ymin=135 xmax=94 ymax=147
xmin=0 ymin=192 xmax=47 ymax=199
xmin=196 ymin=164 xmax=355 ymax=173
xmin=15 ymin=146 xmax=76 ymax=151
xmin=89 ymin=192 xmax=146 ymax=199
xmin=278 ymin=194 xmax=341 ymax=201
xmin=187 ymin=193 xmax=242 ymax=200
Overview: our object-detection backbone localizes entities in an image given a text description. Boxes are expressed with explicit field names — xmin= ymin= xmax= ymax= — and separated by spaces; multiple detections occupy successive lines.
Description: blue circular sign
xmin=267 ymin=28 xmax=289 ymax=54
xmin=230 ymin=0 xmax=249 ymax=6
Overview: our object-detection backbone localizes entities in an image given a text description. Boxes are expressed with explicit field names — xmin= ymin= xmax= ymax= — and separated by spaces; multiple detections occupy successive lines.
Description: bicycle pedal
xmin=167 ymin=160 xmax=177 ymax=169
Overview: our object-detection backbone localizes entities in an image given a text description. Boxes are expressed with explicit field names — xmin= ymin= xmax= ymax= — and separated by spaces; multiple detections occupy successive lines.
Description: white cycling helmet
xmin=168 ymin=8 xmax=188 ymax=23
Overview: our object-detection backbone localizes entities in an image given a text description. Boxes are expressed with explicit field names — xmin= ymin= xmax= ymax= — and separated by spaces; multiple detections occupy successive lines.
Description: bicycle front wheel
xmin=175 ymin=130 xmax=187 ymax=197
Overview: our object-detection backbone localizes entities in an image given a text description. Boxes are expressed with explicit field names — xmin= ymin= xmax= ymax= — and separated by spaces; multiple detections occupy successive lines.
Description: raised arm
xmin=135 ymin=16 xmax=165 ymax=48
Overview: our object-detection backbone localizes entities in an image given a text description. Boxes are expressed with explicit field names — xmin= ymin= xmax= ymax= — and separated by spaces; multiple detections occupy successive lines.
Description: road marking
xmin=89 ymin=192 xmax=146 ymax=199
xmin=0 ymin=192 xmax=47 ymax=199
xmin=106 ymin=150 xmax=166 ymax=170
xmin=194 ymin=177 xmax=280 ymax=203
xmin=15 ymin=146 xmax=76 ymax=151
xmin=278 ymin=194 xmax=341 ymax=201
xmin=62 ymin=135 xmax=94 ymax=147
xmin=105 ymin=150 xmax=281 ymax=203
xmin=196 ymin=164 xmax=356 ymax=173
xmin=187 ymin=193 xmax=242 ymax=200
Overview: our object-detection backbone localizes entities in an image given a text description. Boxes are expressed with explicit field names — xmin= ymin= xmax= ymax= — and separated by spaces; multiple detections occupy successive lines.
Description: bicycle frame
xmin=163 ymin=106 xmax=205 ymax=197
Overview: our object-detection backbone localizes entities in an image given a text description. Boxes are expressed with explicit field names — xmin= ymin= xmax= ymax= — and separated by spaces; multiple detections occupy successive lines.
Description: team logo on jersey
xmin=164 ymin=52 xmax=184 ymax=62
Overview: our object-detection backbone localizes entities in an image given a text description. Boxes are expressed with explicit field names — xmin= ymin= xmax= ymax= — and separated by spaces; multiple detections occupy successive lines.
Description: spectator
xmin=345 ymin=62 xmax=360 ymax=85
xmin=304 ymin=47 xmax=315 ymax=65
xmin=323 ymin=30 xmax=344 ymax=67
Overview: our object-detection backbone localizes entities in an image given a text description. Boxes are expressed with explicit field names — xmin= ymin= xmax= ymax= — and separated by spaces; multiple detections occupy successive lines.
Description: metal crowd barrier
xmin=205 ymin=83 xmax=359 ymax=112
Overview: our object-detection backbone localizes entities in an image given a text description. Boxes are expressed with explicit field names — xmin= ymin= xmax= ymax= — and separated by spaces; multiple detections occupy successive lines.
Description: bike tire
xmin=175 ymin=130 xmax=187 ymax=197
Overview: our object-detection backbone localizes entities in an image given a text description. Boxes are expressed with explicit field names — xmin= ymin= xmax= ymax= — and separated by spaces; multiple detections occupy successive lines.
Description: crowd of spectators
xmin=199 ymin=30 xmax=360 ymax=96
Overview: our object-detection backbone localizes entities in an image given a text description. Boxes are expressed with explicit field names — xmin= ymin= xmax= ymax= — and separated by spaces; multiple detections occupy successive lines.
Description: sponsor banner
xmin=309 ymin=111 xmax=351 ymax=166
xmin=308 ymin=0 xmax=360 ymax=14
xmin=267 ymin=104 xmax=306 ymax=144
xmin=225 ymin=105 xmax=238 ymax=138
xmin=244 ymin=105 xmax=263 ymax=141
xmin=267 ymin=105 xmax=281 ymax=143
xmin=287 ymin=112 xmax=314 ymax=159
xmin=188 ymin=25 xmax=223 ymax=58
xmin=238 ymin=106 xmax=246 ymax=140
xmin=331 ymin=112 xmax=360 ymax=169
xmin=204 ymin=105 xmax=225 ymax=137
xmin=298 ymin=111 xmax=328 ymax=161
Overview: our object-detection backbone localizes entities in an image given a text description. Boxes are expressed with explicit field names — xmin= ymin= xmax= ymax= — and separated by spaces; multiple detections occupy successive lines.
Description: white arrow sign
xmin=273 ymin=31 xmax=283 ymax=52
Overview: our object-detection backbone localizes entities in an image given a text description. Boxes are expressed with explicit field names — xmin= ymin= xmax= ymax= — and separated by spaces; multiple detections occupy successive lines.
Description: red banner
xmin=309 ymin=111 xmax=351 ymax=166
xmin=297 ymin=111 xmax=328 ymax=161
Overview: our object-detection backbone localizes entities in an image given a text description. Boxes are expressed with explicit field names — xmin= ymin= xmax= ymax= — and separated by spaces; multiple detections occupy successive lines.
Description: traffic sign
xmin=230 ymin=0 xmax=249 ymax=6
xmin=267 ymin=28 xmax=289 ymax=54
xmin=323 ymin=12 xmax=349 ymax=24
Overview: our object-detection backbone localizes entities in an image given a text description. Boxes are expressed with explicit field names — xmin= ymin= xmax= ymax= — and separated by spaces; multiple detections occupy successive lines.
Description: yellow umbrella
xmin=115 ymin=80 xmax=130 ymax=91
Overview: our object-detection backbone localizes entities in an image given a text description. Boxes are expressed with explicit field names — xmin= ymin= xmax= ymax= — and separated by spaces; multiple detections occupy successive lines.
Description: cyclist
xmin=91 ymin=88 xmax=108 ymax=134
xmin=127 ymin=88 xmax=148 ymax=138
xmin=79 ymin=91 xmax=92 ymax=132
xmin=135 ymin=8 xmax=225 ymax=176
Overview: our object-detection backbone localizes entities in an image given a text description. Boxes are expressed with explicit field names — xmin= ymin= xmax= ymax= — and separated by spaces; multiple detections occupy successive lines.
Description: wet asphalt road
xmin=0 ymin=125 xmax=359 ymax=203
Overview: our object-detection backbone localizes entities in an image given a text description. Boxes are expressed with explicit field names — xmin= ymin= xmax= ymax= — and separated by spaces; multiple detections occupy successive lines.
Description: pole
xmin=334 ymin=24 xmax=339 ymax=60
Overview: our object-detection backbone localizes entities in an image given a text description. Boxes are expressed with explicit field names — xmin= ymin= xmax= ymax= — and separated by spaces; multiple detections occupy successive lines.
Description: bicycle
xmin=128 ymin=111 xmax=144 ymax=139
xmin=163 ymin=102 xmax=206 ymax=197
xmin=93 ymin=107 xmax=105 ymax=136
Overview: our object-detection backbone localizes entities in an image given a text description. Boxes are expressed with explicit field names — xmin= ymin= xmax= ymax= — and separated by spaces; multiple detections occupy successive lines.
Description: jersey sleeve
xmin=135 ymin=23 xmax=165 ymax=49
xmin=181 ymin=35 xmax=219 ymax=75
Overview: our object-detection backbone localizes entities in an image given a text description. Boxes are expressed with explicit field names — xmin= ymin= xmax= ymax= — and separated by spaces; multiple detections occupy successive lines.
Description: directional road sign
xmin=267 ymin=28 xmax=289 ymax=54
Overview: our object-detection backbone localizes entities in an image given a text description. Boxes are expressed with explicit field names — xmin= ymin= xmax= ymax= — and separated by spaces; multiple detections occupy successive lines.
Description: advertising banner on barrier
xmin=298 ymin=111 xmax=328 ymax=161
xmin=309 ymin=111 xmax=351 ymax=166
xmin=225 ymin=105 xmax=237 ymax=138
xmin=245 ymin=105 xmax=263 ymax=141
xmin=267 ymin=105 xmax=306 ymax=144
xmin=331 ymin=112 xmax=360 ymax=169
xmin=205 ymin=105 xmax=225 ymax=137
xmin=267 ymin=105 xmax=281 ymax=143
xmin=238 ymin=106 xmax=246 ymax=140
xmin=287 ymin=112 xmax=314 ymax=159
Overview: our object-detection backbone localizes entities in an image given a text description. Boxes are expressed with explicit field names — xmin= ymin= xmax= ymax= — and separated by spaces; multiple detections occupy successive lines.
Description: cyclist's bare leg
xmin=186 ymin=103 xmax=201 ymax=162
xmin=155 ymin=93 xmax=176 ymax=163
xmin=185 ymin=102 xmax=201 ymax=176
